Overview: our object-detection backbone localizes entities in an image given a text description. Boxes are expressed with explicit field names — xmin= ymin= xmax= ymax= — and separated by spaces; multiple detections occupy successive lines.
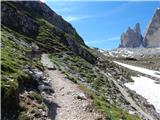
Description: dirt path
xmin=41 ymin=54 xmax=102 ymax=120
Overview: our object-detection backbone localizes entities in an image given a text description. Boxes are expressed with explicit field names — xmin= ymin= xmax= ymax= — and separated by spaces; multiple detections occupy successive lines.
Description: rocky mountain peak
xmin=119 ymin=23 xmax=143 ymax=48
xmin=143 ymin=8 xmax=160 ymax=48
xmin=119 ymin=8 xmax=160 ymax=48
xmin=134 ymin=23 xmax=141 ymax=33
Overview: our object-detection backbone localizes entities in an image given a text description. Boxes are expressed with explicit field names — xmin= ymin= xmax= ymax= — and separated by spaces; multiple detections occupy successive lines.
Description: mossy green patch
xmin=1 ymin=25 xmax=41 ymax=118
xmin=28 ymin=91 xmax=43 ymax=103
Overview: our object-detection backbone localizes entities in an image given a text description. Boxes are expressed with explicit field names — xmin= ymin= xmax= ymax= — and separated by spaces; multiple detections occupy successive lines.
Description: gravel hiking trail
xmin=41 ymin=54 xmax=102 ymax=120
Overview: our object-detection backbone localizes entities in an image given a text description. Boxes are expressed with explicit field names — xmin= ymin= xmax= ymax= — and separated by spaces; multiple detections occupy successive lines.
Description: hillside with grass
xmin=1 ymin=1 xmax=159 ymax=120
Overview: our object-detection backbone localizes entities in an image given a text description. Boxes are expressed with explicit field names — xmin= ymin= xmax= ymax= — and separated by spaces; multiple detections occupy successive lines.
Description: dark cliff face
xmin=1 ymin=3 xmax=39 ymax=37
xmin=119 ymin=23 xmax=143 ymax=48
xmin=143 ymin=8 xmax=160 ymax=48
xmin=1 ymin=1 xmax=97 ymax=64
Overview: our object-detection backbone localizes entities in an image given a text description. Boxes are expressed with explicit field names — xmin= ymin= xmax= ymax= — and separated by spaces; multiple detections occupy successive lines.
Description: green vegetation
xmin=73 ymin=31 xmax=80 ymax=40
xmin=28 ymin=91 xmax=43 ymax=103
xmin=1 ymin=25 xmax=42 ymax=118
xmin=65 ymin=73 xmax=139 ymax=120
xmin=1 ymin=2 xmax=142 ymax=119
xmin=79 ymin=83 xmax=139 ymax=120
xmin=49 ymin=53 xmax=140 ymax=120
xmin=36 ymin=18 xmax=68 ymax=51
xmin=1 ymin=28 xmax=27 ymax=109
xmin=19 ymin=112 xmax=30 ymax=120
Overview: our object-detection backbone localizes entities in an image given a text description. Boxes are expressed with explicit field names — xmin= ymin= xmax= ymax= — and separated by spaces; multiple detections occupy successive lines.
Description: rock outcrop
xmin=3 ymin=1 xmax=84 ymax=44
xmin=119 ymin=23 xmax=143 ymax=48
xmin=1 ymin=3 xmax=39 ymax=37
xmin=143 ymin=8 xmax=160 ymax=48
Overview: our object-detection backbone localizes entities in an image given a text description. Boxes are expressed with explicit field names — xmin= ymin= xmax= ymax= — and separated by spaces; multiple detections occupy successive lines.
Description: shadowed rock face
xmin=143 ymin=8 xmax=160 ymax=48
xmin=119 ymin=23 xmax=143 ymax=48
xmin=1 ymin=3 xmax=39 ymax=37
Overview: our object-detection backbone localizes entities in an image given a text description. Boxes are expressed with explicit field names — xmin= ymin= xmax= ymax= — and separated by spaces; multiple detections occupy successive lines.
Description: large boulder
xmin=119 ymin=23 xmax=143 ymax=48
xmin=143 ymin=8 xmax=160 ymax=48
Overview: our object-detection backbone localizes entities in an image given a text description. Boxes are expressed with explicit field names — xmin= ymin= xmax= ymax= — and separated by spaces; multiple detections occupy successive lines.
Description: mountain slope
xmin=1 ymin=1 xmax=159 ymax=120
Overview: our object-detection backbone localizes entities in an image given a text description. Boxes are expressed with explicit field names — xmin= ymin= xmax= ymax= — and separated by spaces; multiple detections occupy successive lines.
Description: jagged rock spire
xmin=119 ymin=23 xmax=143 ymax=48
xmin=134 ymin=23 xmax=141 ymax=33
xmin=143 ymin=8 xmax=160 ymax=48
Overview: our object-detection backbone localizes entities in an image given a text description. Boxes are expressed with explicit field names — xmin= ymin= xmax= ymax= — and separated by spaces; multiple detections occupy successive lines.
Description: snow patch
xmin=125 ymin=76 xmax=160 ymax=113
xmin=114 ymin=61 xmax=160 ymax=79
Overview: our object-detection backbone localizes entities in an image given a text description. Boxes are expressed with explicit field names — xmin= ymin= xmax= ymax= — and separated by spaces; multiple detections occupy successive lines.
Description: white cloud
xmin=56 ymin=7 xmax=71 ymax=12
xmin=56 ymin=2 xmax=132 ymax=22
xmin=64 ymin=15 xmax=92 ymax=22
xmin=86 ymin=36 xmax=119 ymax=44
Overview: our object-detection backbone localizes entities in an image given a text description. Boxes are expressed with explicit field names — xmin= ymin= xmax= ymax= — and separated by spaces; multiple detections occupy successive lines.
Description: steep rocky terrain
xmin=119 ymin=23 xmax=143 ymax=48
xmin=1 ymin=1 xmax=160 ymax=120
xmin=143 ymin=8 xmax=160 ymax=48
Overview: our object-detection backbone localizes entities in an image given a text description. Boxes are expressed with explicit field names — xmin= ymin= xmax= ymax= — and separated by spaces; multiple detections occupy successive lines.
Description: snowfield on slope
xmin=114 ymin=61 xmax=160 ymax=113
xmin=114 ymin=61 xmax=160 ymax=79
xmin=125 ymin=76 xmax=160 ymax=113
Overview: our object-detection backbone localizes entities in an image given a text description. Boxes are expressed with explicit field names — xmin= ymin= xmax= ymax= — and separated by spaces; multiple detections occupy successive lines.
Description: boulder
xmin=77 ymin=92 xmax=87 ymax=100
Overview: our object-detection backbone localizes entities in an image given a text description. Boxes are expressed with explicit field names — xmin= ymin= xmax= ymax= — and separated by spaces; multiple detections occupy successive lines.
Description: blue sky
xmin=45 ymin=1 xmax=160 ymax=50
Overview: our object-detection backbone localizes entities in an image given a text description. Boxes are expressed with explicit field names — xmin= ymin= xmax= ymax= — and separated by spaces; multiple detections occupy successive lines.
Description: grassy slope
xmin=2 ymin=1 xmax=140 ymax=120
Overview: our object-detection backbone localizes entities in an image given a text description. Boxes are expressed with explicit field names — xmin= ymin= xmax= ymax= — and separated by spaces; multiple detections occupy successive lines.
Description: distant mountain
xmin=143 ymin=8 xmax=160 ymax=48
xmin=119 ymin=23 xmax=143 ymax=48
xmin=119 ymin=8 xmax=160 ymax=48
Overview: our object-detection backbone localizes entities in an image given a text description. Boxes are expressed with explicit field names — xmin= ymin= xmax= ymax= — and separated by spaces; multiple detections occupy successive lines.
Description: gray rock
xmin=34 ymin=110 xmax=42 ymax=118
xmin=77 ymin=92 xmax=87 ymax=100
xmin=1 ymin=3 xmax=39 ymax=37
xmin=119 ymin=23 xmax=143 ymax=48
xmin=143 ymin=8 xmax=160 ymax=48
xmin=38 ymin=84 xmax=54 ymax=94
